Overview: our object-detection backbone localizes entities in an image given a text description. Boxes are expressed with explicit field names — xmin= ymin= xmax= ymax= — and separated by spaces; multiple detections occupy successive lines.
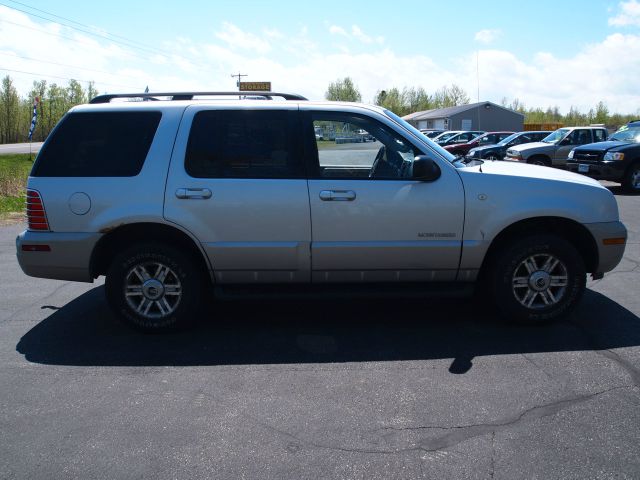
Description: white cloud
xmin=474 ymin=29 xmax=501 ymax=44
xmin=461 ymin=33 xmax=640 ymax=113
xmin=215 ymin=22 xmax=271 ymax=54
xmin=329 ymin=24 xmax=383 ymax=45
xmin=329 ymin=25 xmax=348 ymax=37
xmin=1 ymin=5 xmax=639 ymax=115
xmin=609 ymin=0 xmax=640 ymax=26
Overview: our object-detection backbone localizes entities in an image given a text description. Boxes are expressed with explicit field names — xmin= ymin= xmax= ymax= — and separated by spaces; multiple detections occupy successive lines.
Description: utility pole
xmin=231 ymin=72 xmax=248 ymax=98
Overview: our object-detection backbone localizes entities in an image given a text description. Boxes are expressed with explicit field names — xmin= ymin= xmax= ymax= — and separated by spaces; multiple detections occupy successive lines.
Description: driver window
xmin=311 ymin=112 xmax=419 ymax=179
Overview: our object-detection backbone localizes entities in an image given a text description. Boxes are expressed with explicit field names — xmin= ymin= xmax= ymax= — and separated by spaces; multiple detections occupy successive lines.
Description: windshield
xmin=434 ymin=131 xmax=459 ymax=142
xmin=610 ymin=125 xmax=640 ymax=143
xmin=384 ymin=109 xmax=457 ymax=162
xmin=497 ymin=133 xmax=520 ymax=146
xmin=542 ymin=128 xmax=570 ymax=144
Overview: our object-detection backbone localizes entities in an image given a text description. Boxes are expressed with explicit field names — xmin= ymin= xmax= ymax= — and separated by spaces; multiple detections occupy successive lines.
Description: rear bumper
xmin=16 ymin=230 xmax=101 ymax=282
xmin=585 ymin=221 xmax=627 ymax=274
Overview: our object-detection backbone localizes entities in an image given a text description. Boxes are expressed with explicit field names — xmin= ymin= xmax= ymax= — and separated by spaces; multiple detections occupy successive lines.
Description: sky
xmin=0 ymin=0 xmax=639 ymax=114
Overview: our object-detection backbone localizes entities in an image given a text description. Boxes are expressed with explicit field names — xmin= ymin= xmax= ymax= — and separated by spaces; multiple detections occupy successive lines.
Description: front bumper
xmin=16 ymin=230 xmax=101 ymax=282
xmin=566 ymin=160 xmax=626 ymax=181
xmin=584 ymin=221 xmax=627 ymax=274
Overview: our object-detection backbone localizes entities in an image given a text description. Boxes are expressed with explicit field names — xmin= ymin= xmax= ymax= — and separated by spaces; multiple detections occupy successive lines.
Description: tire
xmin=528 ymin=156 xmax=550 ymax=167
xmin=623 ymin=162 xmax=640 ymax=193
xmin=105 ymin=243 xmax=205 ymax=332
xmin=488 ymin=235 xmax=586 ymax=324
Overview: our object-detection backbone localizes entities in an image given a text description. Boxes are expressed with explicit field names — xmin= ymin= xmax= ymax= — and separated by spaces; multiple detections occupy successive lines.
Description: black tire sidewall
xmin=490 ymin=235 xmax=586 ymax=324
xmin=623 ymin=162 xmax=640 ymax=193
xmin=105 ymin=244 xmax=202 ymax=332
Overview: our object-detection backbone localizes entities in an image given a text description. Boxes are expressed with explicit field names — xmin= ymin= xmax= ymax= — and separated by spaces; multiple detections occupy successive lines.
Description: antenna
xmin=231 ymin=72 xmax=248 ymax=90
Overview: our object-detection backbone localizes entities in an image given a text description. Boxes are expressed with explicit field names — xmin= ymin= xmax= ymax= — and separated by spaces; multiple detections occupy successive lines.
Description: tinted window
xmin=33 ymin=111 xmax=161 ymax=177
xmin=185 ymin=110 xmax=303 ymax=179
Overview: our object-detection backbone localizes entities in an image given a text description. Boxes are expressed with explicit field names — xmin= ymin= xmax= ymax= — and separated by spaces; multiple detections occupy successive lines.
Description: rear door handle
xmin=319 ymin=190 xmax=356 ymax=201
xmin=175 ymin=188 xmax=212 ymax=199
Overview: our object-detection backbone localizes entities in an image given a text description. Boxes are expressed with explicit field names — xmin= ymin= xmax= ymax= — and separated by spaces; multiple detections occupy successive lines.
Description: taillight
xmin=26 ymin=190 xmax=50 ymax=231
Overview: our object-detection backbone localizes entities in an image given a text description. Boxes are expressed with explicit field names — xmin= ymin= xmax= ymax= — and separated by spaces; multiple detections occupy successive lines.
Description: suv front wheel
xmin=105 ymin=243 xmax=204 ymax=332
xmin=488 ymin=235 xmax=586 ymax=323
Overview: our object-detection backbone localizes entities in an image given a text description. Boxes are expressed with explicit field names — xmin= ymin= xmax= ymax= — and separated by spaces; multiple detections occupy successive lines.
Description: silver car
xmin=16 ymin=92 xmax=627 ymax=331
xmin=505 ymin=126 xmax=608 ymax=167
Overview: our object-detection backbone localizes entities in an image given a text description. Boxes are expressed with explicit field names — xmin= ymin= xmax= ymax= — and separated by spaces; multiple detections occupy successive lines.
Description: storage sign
xmin=239 ymin=82 xmax=272 ymax=91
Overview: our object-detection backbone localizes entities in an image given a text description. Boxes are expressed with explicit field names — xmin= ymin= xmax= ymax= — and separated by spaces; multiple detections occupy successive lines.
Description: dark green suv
xmin=567 ymin=121 xmax=640 ymax=192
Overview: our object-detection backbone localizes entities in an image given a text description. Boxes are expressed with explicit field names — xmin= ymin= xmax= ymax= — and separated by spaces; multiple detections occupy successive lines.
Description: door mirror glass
xmin=412 ymin=156 xmax=441 ymax=182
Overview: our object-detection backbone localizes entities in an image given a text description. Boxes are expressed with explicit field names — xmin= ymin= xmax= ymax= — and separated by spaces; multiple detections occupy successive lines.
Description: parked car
xmin=505 ymin=127 xmax=608 ymax=167
xmin=436 ymin=131 xmax=485 ymax=147
xmin=16 ymin=91 xmax=626 ymax=331
xmin=431 ymin=130 xmax=463 ymax=143
xmin=467 ymin=131 xmax=552 ymax=160
xmin=566 ymin=120 xmax=640 ymax=192
xmin=419 ymin=129 xmax=445 ymax=139
xmin=443 ymin=131 xmax=514 ymax=156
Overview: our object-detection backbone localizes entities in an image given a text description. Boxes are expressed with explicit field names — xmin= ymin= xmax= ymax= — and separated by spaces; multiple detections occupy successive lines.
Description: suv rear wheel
xmin=488 ymin=235 xmax=586 ymax=323
xmin=105 ymin=243 xmax=204 ymax=332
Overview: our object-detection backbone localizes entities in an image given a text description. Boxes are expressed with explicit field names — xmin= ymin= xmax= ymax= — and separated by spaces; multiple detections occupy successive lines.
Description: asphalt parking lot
xmin=1 ymin=185 xmax=639 ymax=479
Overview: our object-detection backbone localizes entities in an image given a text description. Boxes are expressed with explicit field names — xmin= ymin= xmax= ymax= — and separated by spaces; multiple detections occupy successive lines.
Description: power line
xmin=0 ymin=18 xmax=170 ymax=65
xmin=0 ymin=2 xmax=170 ymax=58
xmin=0 ymin=67 xmax=143 ymax=90
xmin=0 ymin=51 xmax=146 ymax=82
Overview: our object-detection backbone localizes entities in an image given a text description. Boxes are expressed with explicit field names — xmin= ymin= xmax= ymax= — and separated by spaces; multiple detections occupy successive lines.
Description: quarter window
xmin=33 ymin=111 xmax=161 ymax=177
xmin=594 ymin=129 xmax=607 ymax=142
xmin=185 ymin=110 xmax=303 ymax=179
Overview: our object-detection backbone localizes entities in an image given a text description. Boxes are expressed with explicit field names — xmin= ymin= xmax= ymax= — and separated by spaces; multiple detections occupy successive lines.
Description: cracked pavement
xmin=1 ymin=186 xmax=639 ymax=479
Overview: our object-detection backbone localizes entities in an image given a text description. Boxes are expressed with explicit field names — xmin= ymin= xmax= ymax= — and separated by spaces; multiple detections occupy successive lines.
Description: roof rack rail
xmin=89 ymin=91 xmax=308 ymax=104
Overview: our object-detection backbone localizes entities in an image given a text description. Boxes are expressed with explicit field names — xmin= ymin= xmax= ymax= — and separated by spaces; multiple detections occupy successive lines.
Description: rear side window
xmin=594 ymin=129 xmax=607 ymax=142
xmin=33 ymin=111 xmax=161 ymax=177
xmin=185 ymin=110 xmax=303 ymax=179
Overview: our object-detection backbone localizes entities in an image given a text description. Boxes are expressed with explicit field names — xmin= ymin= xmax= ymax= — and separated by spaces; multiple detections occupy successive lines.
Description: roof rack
xmin=89 ymin=91 xmax=308 ymax=104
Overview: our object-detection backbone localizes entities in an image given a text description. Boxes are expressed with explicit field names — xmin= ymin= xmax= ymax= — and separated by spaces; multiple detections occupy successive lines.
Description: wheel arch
xmin=479 ymin=216 xmax=599 ymax=278
xmin=90 ymin=222 xmax=212 ymax=281
xmin=527 ymin=154 xmax=552 ymax=166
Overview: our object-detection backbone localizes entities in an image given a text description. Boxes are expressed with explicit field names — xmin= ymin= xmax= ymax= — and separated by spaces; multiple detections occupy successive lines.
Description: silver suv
xmin=16 ymin=92 xmax=627 ymax=331
xmin=505 ymin=126 xmax=608 ymax=167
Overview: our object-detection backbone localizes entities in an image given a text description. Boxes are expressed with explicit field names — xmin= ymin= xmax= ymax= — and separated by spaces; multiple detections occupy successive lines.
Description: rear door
xmin=164 ymin=105 xmax=311 ymax=283
xmin=303 ymin=109 xmax=465 ymax=282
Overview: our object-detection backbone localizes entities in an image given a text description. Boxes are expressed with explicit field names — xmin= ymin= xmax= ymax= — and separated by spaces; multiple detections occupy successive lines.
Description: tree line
xmin=0 ymin=75 xmax=97 ymax=144
xmin=326 ymin=77 xmax=639 ymax=129
xmin=1 ymin=74 xmax=638 ymax=145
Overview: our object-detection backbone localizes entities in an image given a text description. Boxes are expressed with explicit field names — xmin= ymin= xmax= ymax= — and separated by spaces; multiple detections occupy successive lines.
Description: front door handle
xmin=319 ymin=190 xmax=356 ymax=201
xmin=175 ymin=188 xmax=212 ymax=199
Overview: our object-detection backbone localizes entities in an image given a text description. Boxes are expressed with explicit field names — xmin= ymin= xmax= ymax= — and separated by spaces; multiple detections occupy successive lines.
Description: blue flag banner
xmin=28 ymin=97 xmax=39 ymax=141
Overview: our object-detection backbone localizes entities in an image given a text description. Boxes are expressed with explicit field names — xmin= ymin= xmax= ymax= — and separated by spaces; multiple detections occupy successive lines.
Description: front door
xmin=304 ymin=109 xmax=465 ymax=283
xmin=554 ymin=129 xmax=592 ymax=166
xmin=164 ymin=106 xmax=311 ymax=283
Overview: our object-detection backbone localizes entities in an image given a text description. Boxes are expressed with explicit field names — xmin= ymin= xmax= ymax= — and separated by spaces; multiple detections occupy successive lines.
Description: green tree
xmin=0 ymin=76 xmax=20 ymax=143
xmin=67 ymin=79 xmax=85 ymax=105
xmin=594 ymin=101 xmax=609 ymax=125
xmin=325 ymin=77 xmax=362 ymax=102
xmin=374 ymin=88 xmax=404 ymax=115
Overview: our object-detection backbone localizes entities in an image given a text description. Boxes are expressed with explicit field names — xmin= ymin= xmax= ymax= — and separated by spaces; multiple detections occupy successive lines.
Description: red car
xmin=443 ymin=131 xmax=515 ymax=156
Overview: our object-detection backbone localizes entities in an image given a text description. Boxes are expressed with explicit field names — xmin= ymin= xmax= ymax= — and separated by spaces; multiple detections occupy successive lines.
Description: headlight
xmin=506 ymin=150 xmax=522 ymax=159
xmin=568 ymin=149 xmax=574 ymax=159
xmin=604 ymin=152 xmax=625 ymax=161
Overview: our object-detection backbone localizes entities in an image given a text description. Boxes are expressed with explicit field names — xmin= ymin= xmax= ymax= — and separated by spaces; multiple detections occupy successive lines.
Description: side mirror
xmin=412 ymin=156 xmax=441 ymax=182
xmin=560 ymin=137 xmax=571 ymax=146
